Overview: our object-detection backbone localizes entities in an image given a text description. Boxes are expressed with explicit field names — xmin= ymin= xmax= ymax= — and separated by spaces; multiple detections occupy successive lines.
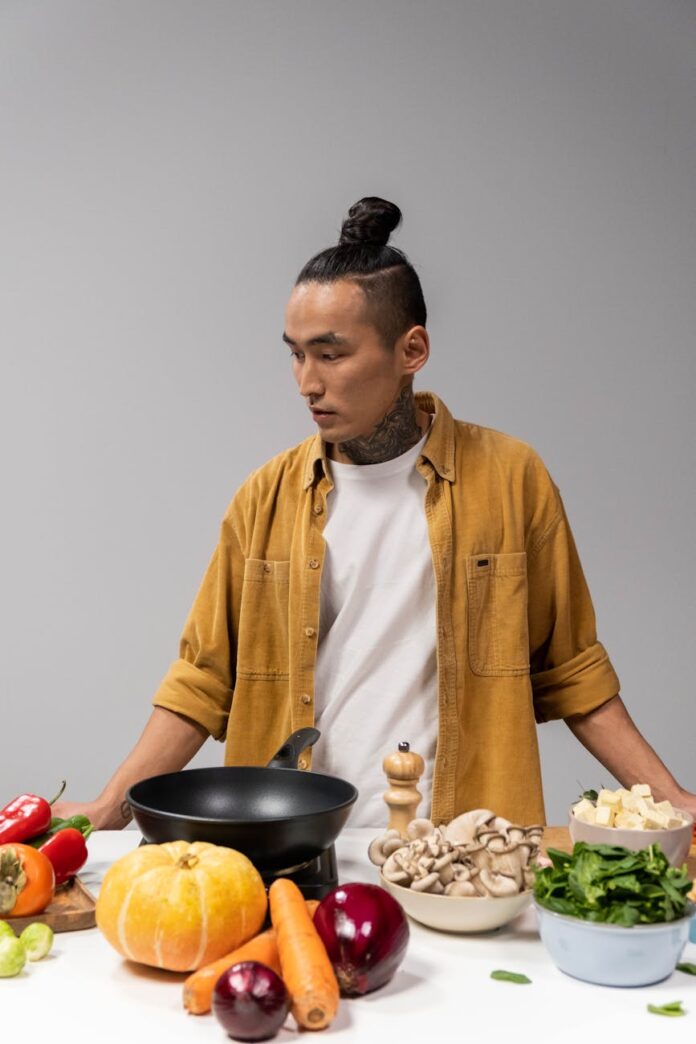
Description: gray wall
xmin=1 ymin=0 xmax=694 ymax=824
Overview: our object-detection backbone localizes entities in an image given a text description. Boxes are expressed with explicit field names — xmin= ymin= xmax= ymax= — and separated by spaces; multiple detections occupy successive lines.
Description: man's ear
xmin=399 ymin=325 xmax=430 ymax=376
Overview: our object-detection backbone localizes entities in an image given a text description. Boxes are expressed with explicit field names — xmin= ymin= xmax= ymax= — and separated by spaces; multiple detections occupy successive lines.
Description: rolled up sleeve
xmin=152 ymin=517 xmax=243 ymax=741
xmin=527 ymin=500 xmax=620 ymax=723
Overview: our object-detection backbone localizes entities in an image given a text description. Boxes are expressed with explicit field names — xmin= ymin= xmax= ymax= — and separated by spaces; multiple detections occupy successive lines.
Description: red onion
xmin=314 ymin=882 xmax=409 ymax=996
xmin=212 ymin=961 xmax=290 ymax=1042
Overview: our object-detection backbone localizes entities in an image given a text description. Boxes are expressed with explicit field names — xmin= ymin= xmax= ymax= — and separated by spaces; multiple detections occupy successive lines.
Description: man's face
xmin=283 ymin=280 xmax=407 ymax=446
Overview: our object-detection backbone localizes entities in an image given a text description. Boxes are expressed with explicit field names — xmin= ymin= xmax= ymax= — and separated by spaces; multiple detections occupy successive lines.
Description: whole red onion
xmin=314 ymin=882 xmax=409 ymax=996
xmin=212 ymin=961 xmax=290 ymax=1042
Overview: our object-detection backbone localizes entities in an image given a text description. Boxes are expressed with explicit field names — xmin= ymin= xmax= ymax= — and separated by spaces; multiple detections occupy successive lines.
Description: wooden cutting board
xmin=4 ymin=876 xmax=96 ymax=934
xmin=542 ymin=826 xmax=696 ymax=879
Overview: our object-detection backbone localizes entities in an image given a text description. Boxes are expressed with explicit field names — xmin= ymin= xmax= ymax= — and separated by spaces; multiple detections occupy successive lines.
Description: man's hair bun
xmin=296 ymin=195 xmax=425 ymax=348
xmin=338 ymin=197 xmax=402 ymax=247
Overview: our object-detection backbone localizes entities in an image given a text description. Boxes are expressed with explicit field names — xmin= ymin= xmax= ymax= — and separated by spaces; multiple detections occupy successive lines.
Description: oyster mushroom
xmin=443 ymin=809 xmax=496 ymax=846
xmin=406 ymin=818 xmax=436 ymax=841
xmin=475 ymin=827 xmax=503 ymax=848
xmin=432 ymin=851 xmax=456 ymax=885
xmin=379 ymin=809 xmax=542 ymax=897
xmin=444 ymin=862 xmax=478 ymax=894
xmin=368 ymin=829 xmax=407 ymax=867
xmin=486 ymin=834 xmax=513 ymax=854
xmin=411 ymin=872 xmax=445 ymax=893
xmin=445 ymin=879 xmax=478 ymax=896
xmin=382 ymin=849 xmax=412 ymax=884
xmin=477 ymin=869 xmax=520 ymax=897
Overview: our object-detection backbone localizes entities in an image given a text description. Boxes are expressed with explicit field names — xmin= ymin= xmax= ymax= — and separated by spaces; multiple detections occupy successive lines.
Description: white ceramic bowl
xmin=535 ymin=901 xmax=694 ymax=986
xmin=379 ymin=874 xmax=531 ymax=932
xmin=568 ymin=806 xmax=694 ymax=867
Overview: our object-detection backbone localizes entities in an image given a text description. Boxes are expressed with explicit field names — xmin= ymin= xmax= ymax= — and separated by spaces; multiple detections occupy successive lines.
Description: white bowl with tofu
xmin=569 ymin=784 xmax=693 ymax=868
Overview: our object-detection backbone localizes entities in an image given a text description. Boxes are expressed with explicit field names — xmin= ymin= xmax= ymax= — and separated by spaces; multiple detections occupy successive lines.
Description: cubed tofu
xmin=615 ymin=811 xmax=644 ymax=830
xmin=597 ymin=789 xmax=622 ymax=808
xmin=631 ymin=783 xmax=652 ymax=798
xmin=643 ymin=810 xmax=670 ymax=830
xmin=595 ymin=804 xmax=614 ymax=827
xmin=655 ymin=800 xmax=675 ymax=817
xmin=572 ymin=798 xmax=596 ymax=823
xmin=668 ymin=815 xmax=687 ymax=829
xmin=621 ymin=793 xmax=639 ymax=812
xmin=636 ymin=798 xmax=653 ymax=818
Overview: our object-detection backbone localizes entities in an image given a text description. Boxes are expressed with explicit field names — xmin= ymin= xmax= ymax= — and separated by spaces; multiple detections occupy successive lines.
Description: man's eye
xmin=322 ymin=354 xmax=338 ymax=361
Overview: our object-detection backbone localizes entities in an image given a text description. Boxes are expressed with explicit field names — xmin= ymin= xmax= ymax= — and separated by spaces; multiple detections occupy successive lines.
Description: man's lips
xmin=310 ymin=408 xmax=335 ymax=416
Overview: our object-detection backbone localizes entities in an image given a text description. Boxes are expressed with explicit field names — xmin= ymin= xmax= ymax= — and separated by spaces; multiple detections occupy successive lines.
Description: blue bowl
xmin=535 ymin=901 xmax=693 ymax=987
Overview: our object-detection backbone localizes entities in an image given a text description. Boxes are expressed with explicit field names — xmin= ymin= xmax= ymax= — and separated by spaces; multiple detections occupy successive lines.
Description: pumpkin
xmin=95 ymin=841 xmax=267 ymax=972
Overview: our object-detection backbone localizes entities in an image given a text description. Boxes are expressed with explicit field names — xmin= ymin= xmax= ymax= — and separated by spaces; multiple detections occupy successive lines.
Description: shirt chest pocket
xmin=466 ymin=552 xmax=530 ymax=676
xmin=236 ymin=559 xmax=290 ymax=680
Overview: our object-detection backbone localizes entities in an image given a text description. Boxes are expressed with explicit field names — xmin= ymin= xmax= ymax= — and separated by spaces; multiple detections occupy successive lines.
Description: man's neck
xmin=332 ymin=386 xmax=429 ymax=465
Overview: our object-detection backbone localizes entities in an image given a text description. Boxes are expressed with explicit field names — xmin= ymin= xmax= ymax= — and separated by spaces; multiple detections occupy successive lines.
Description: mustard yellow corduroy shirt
xmin=152 ymin=391 xmax=620 ymax=825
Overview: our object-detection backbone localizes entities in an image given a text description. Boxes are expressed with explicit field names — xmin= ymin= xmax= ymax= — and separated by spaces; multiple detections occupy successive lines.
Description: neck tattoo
xmin=338 ymin=387 xmax=423 ymax=465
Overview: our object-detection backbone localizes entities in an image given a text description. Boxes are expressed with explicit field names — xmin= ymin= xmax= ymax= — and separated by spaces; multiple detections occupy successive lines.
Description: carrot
xmin=183 ymin=899 xmax=320 ymax=1015
xmin=269 ymin=879 xmax=339 ymax=1031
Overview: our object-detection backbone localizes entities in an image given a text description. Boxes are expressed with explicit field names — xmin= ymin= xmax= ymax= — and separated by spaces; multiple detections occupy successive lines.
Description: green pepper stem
xmin=48 ymin=781 xmax=67 ymax=806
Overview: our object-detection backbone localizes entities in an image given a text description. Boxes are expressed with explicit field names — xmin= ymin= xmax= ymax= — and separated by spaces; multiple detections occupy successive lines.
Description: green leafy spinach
xmin=490 ymin=969 xmax=531 ymax=984
xmin=533 ymin=842 xmax=692 ymax=925
xmin=647 ymin=1001 xmax=685 ymax=1017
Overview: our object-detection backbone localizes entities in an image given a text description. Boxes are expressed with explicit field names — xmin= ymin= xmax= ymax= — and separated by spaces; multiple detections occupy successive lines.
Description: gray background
xmin=1 ymin=0 xmax=694 ymax=825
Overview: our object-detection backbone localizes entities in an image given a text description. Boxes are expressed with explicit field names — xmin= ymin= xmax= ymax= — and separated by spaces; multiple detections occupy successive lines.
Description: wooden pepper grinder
xmin=382 ymin=741 xmax=425 ymax=838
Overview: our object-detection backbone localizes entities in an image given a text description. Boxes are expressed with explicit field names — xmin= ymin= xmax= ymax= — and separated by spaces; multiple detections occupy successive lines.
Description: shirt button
xmin=301 ymin=693 xmax=312 ymax=705
xmin=304 ymin=627 xmax=315 ymax=638
xmin=313 ymin=504 xmax=323 ymax=515
xmin=308 ymin=558 xmax=320 ymax=569
xmin=298 ymin=757 xmax=309 ymax=770
xmin=263 ymin=563 xmax=272 ymax=573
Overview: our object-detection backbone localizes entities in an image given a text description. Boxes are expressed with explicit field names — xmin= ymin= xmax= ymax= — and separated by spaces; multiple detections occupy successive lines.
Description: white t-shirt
xmin=311 ymin=430 xmax=438 ymax=828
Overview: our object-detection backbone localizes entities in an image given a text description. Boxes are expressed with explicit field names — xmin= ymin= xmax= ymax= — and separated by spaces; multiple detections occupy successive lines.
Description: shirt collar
xmin=302 ymin=390 xmax=456 ymax=489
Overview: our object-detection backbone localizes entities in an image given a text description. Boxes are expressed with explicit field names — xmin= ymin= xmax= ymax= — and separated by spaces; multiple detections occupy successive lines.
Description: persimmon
xmin=0 ymin=843 xmax=55 ymax=918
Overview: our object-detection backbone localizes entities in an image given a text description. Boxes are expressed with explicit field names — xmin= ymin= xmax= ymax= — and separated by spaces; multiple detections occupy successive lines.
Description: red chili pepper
xmin=0 ymin=781 xmax=66 ymax=845
xmin=39 ymin=827 xmax=88 ymax=886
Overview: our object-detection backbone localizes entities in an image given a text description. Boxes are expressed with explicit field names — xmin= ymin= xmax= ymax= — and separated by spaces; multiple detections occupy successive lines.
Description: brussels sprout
xmin=20 ymin=922 xmax=54 ymax=961
xmin=0 ymin=935 xmax=27 ymax=977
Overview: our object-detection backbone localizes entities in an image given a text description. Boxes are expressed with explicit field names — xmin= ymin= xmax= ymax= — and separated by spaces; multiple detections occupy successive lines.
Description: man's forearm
xmin=565 ymin=695 xmax=687 ymax=806
xmin=94 ymin=706 xmax=209 ymax=828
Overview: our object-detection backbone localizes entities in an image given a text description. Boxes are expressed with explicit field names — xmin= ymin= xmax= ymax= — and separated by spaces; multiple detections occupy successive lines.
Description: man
xmin=56 ymin=197 xmax=695 ymax=829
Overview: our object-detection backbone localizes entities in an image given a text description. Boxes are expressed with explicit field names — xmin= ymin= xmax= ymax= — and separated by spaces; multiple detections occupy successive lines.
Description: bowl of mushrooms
xmin=368 ymin=810 xmax=543 ymax=933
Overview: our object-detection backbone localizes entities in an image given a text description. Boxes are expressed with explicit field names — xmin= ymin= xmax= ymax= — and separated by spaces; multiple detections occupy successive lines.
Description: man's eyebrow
xmin=282 ymin=331 xmax=348 ymax=347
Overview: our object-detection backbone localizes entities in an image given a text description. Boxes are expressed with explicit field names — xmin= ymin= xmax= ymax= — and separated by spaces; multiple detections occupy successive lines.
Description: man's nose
xmin=298 ymin=357 xmax=324 ymax=399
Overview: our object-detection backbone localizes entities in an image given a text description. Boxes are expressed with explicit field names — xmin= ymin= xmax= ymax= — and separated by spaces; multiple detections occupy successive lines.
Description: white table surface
xmin=2 ymin=828 xmax=696 ymax=1043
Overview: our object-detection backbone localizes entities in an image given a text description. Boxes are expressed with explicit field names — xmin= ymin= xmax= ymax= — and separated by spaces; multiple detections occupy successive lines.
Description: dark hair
xmin=295 ymin=197 xmax=427 ymax=349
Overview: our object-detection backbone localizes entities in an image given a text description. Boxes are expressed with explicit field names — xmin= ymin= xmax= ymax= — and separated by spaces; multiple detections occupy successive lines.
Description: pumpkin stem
xmin=176 ymin=852 xmax=200 ymax=870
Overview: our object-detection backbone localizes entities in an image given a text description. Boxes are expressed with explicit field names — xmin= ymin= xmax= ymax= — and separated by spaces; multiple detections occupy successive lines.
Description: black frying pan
xmin=126 ymin=728 xmax=358 ymax=871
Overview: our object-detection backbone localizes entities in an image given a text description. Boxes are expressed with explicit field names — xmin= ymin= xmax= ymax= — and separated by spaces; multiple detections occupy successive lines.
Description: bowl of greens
xmin=533 ymin=841 xmax=694 ymax=986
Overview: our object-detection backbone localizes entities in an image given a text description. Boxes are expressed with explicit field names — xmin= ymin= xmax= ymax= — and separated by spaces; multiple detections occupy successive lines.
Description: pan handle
xmin=267 ymin=727 xmax=321 ymax=770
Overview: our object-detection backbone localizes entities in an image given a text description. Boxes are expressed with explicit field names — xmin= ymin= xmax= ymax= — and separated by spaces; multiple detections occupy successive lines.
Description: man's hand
xmin=52 ymin=798 xmax=133 ymax=831
xmin=565 ymin=695 xmax=695 ymax=811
